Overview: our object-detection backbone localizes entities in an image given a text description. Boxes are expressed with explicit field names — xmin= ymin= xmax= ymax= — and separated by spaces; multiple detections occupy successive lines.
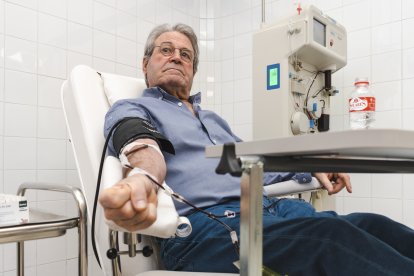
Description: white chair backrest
xmin=61 ymin=65 xmax=154 ymax=275
xmin=62 ymin=65 xmax=146 ymax=212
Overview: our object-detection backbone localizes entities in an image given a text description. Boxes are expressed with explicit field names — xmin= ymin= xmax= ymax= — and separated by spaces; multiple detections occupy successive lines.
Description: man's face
xmin=142 ymin=31 xmax=195 ymax=98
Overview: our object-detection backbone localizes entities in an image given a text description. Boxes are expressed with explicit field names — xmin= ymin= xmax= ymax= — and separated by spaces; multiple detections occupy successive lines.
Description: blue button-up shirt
xmin=104 ymin=87 xmax=311 ymax=215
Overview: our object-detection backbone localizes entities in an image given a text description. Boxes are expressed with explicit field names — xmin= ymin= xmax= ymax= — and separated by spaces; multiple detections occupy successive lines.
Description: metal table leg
xmin=17 ymin=241 xmax=23 ymax=276
xmin=72 ymin=187 xmax=88 ymax=276
xmin=240 ymin=157 xmax=264 ymax=276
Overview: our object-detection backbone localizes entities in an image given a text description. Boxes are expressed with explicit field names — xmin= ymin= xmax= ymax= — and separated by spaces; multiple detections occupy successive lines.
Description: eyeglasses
xmin=154 ymin=42 xmax=194 ymax=63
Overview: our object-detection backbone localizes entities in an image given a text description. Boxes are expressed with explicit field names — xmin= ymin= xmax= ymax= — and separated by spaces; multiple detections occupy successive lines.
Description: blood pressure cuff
xmin=112 ymin=117 xmax=175 ymax=155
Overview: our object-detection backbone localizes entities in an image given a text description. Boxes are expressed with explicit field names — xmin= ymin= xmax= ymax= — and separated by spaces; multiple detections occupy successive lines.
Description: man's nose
xmin=169 ymin=49 xmax=182 ymax=62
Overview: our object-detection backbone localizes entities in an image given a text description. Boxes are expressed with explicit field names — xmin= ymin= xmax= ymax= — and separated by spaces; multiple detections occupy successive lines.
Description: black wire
xmin=320 ymin=99 xmax=326 ymax=108
xmin=304 ymin=71 xmax=320 ymax=108
xmin=94 ymin=117 xmax=242 ymax=265
xmin=312 ymin=87 xmax=325 ymax=98
xmin=92 ymin=117 xmax=136 ymax=268
xmin=141 ymin=172 xmax=240 ymax=255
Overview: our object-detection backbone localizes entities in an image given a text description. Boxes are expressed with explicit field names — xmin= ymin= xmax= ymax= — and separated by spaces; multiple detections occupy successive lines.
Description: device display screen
xmin=313 ymin=18 xmax=326 ymax=46
xmin=267 ymin=64 xmax=280 ymax=90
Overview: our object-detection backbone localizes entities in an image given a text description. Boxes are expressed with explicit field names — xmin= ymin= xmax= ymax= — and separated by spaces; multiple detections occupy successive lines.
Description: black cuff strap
xmin=113 ymin=118 xmax=175 ymax=156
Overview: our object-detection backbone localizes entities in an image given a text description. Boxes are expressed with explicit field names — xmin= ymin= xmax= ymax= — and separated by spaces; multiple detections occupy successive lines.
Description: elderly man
xmin=100 ymin=23 xmax=414 ymax=275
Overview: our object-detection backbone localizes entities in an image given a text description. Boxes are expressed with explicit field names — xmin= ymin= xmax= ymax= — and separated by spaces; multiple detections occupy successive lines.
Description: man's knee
xmin=344 ymin=212 xmax=392 ymax=228
xmin=282 ymin=217 xmax=357 ymax=238
xmin=313 ymin=217 xmax=357 ymax=238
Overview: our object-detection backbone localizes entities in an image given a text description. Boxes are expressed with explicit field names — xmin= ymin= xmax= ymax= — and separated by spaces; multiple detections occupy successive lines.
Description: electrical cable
xmin=124 ymin=163 xmax=241 ymax=256
xmin=304 ymin=71 xmax=320 ymax=109
xmin=312 ymin=87 xmax=325 ymax=98
xmin=92 ymin=118 xmax=242 ymax=267
xmin=92 ymin=117 xmax=137 ymax=268
xmin=94 ymin=118 xmax=303 ymax=267
xmin=320 ymin=99 xmax=326 ymax=108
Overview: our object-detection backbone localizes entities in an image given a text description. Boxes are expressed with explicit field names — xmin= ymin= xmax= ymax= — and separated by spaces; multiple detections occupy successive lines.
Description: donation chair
xmin=61 ymin=64 xmax=321 ymax=276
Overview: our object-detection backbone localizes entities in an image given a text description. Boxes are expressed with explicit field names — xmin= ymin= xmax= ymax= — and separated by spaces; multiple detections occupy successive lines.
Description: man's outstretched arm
xmin=99 ymin=138 xmax=166 ymax=232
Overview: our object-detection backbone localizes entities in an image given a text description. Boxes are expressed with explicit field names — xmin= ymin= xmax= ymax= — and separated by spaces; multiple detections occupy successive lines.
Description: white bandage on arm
xmin=127 ymin=167 xmax=160 ymax=192
xmin=119 ymin=141 xmax=164 ymax=168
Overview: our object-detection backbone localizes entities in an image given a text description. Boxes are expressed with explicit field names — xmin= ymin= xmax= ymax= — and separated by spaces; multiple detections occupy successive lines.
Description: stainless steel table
xmin=1 ymin=183 xmax=89 ymax=276
xmin=206 ymin=129 xmax=414 ymax=276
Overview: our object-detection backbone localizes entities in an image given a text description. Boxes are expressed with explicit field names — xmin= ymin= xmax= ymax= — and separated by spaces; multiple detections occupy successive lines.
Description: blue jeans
xmin=159 ymin=197 xmax=414 ymax=275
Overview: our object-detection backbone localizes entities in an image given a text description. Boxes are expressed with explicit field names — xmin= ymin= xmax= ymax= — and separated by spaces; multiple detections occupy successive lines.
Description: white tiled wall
xmin=0 ymin=0 xmax=200 ymax=275
xmin=1 ymin=0 xmax=414 ymax=274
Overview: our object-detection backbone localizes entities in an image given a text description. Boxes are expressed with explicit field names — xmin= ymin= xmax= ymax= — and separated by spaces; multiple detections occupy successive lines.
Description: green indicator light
xmin=267 ymin=63 xmax=280 ymax=90
xmin=269 ymin=68 xmax=278 ymax=86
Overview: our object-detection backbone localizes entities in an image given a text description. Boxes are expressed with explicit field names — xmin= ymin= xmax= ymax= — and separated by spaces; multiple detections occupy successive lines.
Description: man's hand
xmin=313 ymin=173 xmax=352 ymax=195
xmin=99 ymin=173 xmax=158 ymax=232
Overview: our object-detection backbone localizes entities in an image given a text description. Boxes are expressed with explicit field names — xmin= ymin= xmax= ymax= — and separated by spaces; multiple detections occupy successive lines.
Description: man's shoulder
xmin=112 ymin=95 xmax=156 ymax=107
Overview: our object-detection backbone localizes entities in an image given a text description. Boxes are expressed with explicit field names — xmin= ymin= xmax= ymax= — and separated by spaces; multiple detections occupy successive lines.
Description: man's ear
xmin=142 ymin=58 xmax=148 ymax=74
xmin=142 ymin=58 xmax=150 ymax=87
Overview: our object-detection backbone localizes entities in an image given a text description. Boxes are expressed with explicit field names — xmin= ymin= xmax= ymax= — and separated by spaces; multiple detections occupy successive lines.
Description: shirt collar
xmin=142 ymin=87 xmax=202 ymax=105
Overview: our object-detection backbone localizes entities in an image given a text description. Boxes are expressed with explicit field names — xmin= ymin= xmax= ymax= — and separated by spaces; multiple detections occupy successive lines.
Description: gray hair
xmin=143 ymin=23 xmax=199 ymax=74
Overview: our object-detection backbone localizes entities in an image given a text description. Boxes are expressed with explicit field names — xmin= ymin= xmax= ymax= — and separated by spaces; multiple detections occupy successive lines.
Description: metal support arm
xmin=239 ymin=157 xmax=264 ymax=276
xmin=17 ymin=182 xmax=88 ymax=276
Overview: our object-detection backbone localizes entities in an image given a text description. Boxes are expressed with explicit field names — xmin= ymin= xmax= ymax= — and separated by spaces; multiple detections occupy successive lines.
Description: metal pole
xmin=109 ymin=230 xmax=122 ymax=276
xmin=262 ymin=0 xmax=266 ymax=24
xmin=72 ymin=188 xmax=88 ymax=276
xmin=239 ymin=157 xmax=264 ymax=276
xmin=17 ymin=241 xmax=24 ymax=276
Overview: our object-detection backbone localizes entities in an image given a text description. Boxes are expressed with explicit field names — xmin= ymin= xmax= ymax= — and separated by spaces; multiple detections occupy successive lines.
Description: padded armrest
xmin=264 ymin=177 xmax=322 ymax=197
xmin=102 ymin=156 xmax=191 ymax=238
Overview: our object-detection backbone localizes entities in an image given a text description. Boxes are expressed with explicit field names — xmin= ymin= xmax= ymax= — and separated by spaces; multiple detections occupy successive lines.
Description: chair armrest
xmin=102 ymin=156 xmax=191 ymax=238
xmin=104 ymin=183 xmax=191 ymax=238
xmin=264 ymin=177 xmax=322 ymax=197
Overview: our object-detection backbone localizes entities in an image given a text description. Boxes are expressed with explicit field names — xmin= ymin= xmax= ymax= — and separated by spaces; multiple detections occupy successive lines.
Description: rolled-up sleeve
xmin=263 ymin=172 xmax=312 ymax=185
xmin=263 ymin=172 xmax=295 ymax=185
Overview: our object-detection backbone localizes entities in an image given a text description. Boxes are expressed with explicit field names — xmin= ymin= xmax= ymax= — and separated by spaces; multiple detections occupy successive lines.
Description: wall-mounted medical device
xmin=252 ymin=5 xmax=347 ymax=140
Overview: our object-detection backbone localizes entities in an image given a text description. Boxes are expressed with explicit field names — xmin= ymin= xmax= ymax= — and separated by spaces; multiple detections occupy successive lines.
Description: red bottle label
xmin=349 ymin=96 xmax=375 ymax=112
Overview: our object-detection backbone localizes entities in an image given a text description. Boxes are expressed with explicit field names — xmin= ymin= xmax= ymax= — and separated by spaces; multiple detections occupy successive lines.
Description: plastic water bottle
xmin=349 ymin=78 xmax=375 ymax=129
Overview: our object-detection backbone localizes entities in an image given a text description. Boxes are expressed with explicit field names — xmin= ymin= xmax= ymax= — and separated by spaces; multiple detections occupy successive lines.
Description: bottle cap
xmin=354 ymin=77 xmax=369 ymax=85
